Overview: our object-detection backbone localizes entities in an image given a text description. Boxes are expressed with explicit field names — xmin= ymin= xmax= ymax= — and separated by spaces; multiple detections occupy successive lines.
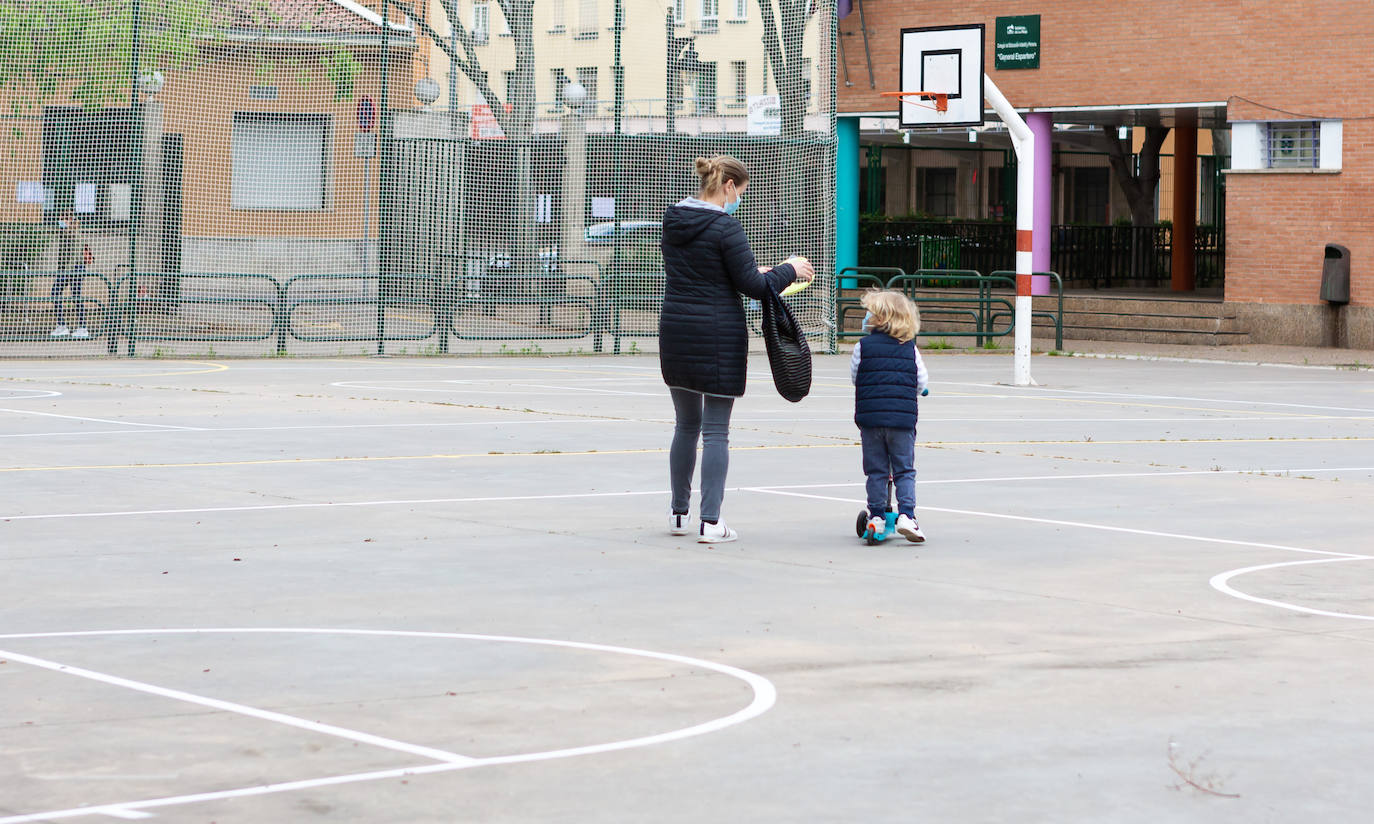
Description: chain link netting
xmin=1 ymin=0 xmax=836 ymax=357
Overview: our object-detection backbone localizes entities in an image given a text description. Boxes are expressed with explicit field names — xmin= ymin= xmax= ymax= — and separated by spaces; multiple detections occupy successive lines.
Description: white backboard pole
xmin=982 ymin=74 xmax=1034 ymax=386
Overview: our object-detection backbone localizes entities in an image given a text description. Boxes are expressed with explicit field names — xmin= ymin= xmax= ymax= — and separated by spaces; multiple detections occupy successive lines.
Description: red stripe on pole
xmin=1017 ymin=274 xmax=1032 ymax=296
xmin=1016 ymin=230 xmax=1033 ymax=252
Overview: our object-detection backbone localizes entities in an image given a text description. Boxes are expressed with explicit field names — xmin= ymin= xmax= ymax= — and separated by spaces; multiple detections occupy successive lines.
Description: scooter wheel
xmin=855 ymin=511 xmax=870 ymax=538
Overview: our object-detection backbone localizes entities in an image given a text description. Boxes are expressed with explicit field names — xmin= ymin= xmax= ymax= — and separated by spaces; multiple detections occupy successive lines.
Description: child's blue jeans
xmin=860 ymin=426 xmax=917 ymax=520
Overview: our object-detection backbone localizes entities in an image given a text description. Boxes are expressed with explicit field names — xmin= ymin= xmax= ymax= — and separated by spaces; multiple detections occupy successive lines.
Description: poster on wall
xmin=747 ymin=95 xmax=781 ymax=136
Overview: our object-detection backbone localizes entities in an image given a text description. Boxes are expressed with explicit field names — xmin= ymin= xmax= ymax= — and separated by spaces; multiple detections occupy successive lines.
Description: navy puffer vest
xmin=854 ymin=332 xmax=919 ymax=429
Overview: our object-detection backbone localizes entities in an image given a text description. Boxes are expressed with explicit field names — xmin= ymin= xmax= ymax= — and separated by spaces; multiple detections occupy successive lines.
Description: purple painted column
xmin=1028 ymin=112 xmax=1053 ymax=296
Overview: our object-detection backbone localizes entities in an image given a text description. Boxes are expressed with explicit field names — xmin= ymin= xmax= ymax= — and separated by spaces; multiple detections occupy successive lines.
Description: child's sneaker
xmin=698 ymin=520 xmax=737 ymax=543
xmin=669 ymin=511 xmax=691 ymax=535
xmin=49 ymin=325 xmax=70 ymax=338
xmin=865 ymin=516 xmax=884 ymax=536
xmin=896 ymin=514 xmax=925 ymax=543
xmin=71 ymin=327 xmax=90 ymax=339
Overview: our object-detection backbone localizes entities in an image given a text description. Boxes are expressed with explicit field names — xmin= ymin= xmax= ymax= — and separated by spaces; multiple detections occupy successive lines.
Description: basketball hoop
xmin=881 ymin=91 xmax=949 ymax=113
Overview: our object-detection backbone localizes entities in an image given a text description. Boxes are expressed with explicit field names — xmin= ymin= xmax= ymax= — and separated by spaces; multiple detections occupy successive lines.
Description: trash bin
xmin=1321 ymin=243 xmax=1350 ymax=305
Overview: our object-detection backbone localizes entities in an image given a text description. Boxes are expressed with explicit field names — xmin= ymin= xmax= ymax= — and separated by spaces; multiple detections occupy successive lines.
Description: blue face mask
xmin=724 ymin=184 xmax=742 ymax=215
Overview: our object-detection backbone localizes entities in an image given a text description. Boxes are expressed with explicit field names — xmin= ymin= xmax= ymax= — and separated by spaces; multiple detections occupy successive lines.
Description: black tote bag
xmin=760 ymin=287 xmax=813 ymax=402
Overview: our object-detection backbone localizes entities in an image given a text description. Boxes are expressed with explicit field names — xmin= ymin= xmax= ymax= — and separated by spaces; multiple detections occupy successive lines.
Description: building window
xmin=920 ymin=167 xmax=956 ymax=217
xmin=576 ymin=67 xmax=599 ymax=106
xmin=801 ymin=57 xmax=813 ymax=101
xmin=1070 ymin=167 xmax=1110 ymax=223
xmin=472 ymin=1 xmax=490 ymax=43
xmin=577 ymin=0 xmax=598 ymax=37
xmin=550 ymin=68 xmax=571 ymax=109
xmin=231 ymin=113 xmax=329 ymax=211
xmin=700 ymin=0 xmax=718 ymax=30
xmin=731 ymin=0 xmax=746 ymax=21
xmin=730 ymin=60 xmax=747 ymax=108
xmin=673 ymin=0 xmax=685 ymax=26
xmin=549 ymin=0 xmax=566 ymax=32
xmin=1265 ymin=121 xmax=1320 ymax=168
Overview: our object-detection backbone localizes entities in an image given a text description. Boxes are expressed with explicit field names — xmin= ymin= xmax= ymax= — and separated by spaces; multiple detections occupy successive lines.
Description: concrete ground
xmin=1 ymin=351 xmax=1373 ymax=822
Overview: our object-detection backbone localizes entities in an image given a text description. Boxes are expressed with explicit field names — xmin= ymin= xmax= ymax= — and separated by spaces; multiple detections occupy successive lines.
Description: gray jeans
xmin=669 ymin=387 xmax=735 ymax=523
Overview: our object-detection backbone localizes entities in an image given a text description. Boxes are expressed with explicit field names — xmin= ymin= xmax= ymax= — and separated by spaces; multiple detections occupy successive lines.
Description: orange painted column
xmin=1171 ymin=110 xmax=1198 ymax=291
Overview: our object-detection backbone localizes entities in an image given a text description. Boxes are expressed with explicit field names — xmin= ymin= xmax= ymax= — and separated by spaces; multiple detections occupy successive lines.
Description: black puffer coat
xmin=659 ymin=204 xmax=796 ymax=397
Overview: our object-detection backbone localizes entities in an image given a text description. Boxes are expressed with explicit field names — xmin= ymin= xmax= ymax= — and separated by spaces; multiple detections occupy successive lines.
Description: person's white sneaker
xmin=71 ymin=327 xmax=90 ymax=339
xmin=50 ymin=325 xmax=70 ymax=338
xmin=669 ymin=511 xmax=691 ymax=536
xmin=698 ymin=520 xmax=738 ymax=544
xmin=896 ymin=514 xmax=926 ymax=543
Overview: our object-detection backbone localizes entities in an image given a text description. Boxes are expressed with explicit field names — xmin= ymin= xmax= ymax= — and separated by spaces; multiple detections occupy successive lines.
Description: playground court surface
xmin=2 ymin=351 xmax=1373 ymax=822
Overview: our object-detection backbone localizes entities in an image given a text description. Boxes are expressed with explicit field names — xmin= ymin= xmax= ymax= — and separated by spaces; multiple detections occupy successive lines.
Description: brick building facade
xmin=837 ymin=0 xmax=1372 ymax=347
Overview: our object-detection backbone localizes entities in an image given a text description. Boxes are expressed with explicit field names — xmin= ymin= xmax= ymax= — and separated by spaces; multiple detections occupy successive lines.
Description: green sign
xmin=995 ymin=15 xmax=1040 ymax=70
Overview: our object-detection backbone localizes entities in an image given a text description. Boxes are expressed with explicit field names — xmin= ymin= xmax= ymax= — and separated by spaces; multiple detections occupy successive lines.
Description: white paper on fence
xmin=591 ymin=197 xmax=615 ymax=219
xmin=747 ymin=95 xmax=781 ymax=136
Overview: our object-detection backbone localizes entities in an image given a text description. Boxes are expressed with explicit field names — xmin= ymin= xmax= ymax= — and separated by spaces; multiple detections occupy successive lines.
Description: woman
xmin=659 ymin=155 xmax=815 ymax=543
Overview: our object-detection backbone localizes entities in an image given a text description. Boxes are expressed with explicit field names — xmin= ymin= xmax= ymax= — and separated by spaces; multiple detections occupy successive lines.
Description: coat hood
xmin=662 ymin=204 xmax=730 ymax=247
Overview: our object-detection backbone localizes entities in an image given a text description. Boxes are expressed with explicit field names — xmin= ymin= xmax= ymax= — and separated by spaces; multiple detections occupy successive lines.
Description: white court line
xmin=0 ymin=647 xmax=477 ymax=765
xmin=1067 ymin=351 xmax=1371 ymax=372
xmin=943 ymin=381 xmax=1374 ymax=415
xmin=8 ymin=414 xmax=1366 ymax=440
xmin=0 ymin=628 xmax=776 ymax=824
xmin=1209 ymin=558 xmax=1374 ymax=621
xmin=514 ymin=383 xmax=663 ymax=397
xmin=6 ymin=466 xmax=1372 ymax=523
xmin=0 ymin=407 xmax=203 ymax=430
xmin=743 ymin=487 xmax=1363 ymax=559
xmin=0 ymin=389 xmax=62 ymax=400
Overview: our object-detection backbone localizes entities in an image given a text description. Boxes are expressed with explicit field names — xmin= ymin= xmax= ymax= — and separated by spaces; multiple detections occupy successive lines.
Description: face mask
xmin=723 ymin=182 xmax=742 ymax=215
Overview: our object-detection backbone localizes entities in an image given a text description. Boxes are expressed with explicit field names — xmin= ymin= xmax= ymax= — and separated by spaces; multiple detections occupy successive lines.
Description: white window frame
xmin=729 ymin=60 xmax=747 ymax=108
xmin=700 ymin=0 xmax=718 ymax=29
xmin=578 ymin=0 xmax=598 ymax=37
xmin=1231 ymin=120 xmax=1342 ymax=171
xmin=673 ymin=0 xmax=685 ymax=26
xmin=472 ymin=2 xmax=490 ymax=43
xmin=230 ymin=113 xmax=330 ymax=212
xmin=731 ymin=0 xmax=746 ymax=21
xmin=549 ymin=0 xmax=566 ymax=32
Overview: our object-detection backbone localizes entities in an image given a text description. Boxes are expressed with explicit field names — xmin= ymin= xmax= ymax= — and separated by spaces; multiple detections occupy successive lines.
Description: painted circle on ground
xmin=0 ymin=627 xmax=777 ymax=823
xmin=1210 ymin=555 xmax=1374 ymax=621
xmin=0 ymin=389 xmax=62 ymax=400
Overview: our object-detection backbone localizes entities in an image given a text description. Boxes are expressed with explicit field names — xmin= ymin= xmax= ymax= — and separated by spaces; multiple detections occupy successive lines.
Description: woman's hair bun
xmin=694 ymin=156 xmax=715 ymax=176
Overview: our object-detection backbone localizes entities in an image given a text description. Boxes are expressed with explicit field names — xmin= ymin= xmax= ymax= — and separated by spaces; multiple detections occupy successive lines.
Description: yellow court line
xmin=0 ymin=361 xmax=230 ymax=381
xmin=4 ymin=436 xmax=1371 ymax=474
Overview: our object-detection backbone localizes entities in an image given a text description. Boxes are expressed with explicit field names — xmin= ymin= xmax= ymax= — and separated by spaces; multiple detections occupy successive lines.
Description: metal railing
xmin=836 ymin=266 xmax=1063 ymax=351
xmin=860 ymin=220 xmax=1224 ymax=289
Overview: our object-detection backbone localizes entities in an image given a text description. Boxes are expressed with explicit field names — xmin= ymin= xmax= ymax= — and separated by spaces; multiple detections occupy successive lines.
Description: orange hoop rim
xmin=879 ymin=90 xmax=949 ymax=113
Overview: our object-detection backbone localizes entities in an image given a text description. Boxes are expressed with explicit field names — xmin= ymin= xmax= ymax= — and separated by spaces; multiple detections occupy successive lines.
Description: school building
xmin=835 ymin=1 xmax=1372 ymax=348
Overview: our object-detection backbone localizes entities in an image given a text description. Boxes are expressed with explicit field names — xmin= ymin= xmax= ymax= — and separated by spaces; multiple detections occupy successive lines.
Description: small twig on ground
xmin=1167 ymin=739 xmax=1241 ymax=799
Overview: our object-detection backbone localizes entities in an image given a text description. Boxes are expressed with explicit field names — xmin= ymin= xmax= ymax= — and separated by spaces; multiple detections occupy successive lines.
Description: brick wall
xmin=840 ymin=1 xmax=1373 ymax=310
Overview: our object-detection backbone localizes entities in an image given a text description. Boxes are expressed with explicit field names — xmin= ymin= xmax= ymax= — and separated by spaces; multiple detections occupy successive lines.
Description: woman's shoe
xmin=698 ymin=520 xmax=738 ymax=544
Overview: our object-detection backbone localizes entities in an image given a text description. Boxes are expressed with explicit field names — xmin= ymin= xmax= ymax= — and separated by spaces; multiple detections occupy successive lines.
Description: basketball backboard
xmin=896 ymin=24 xmax=985 ymax=129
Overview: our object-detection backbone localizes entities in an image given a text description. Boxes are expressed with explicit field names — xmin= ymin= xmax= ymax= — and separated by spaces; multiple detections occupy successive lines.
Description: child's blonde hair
xmin=860 ymin=290 xmax=921 ymax=343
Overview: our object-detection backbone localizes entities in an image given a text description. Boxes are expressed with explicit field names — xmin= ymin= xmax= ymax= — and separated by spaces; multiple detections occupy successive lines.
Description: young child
xmin=850 ymin=290 xmax=929 ymax=543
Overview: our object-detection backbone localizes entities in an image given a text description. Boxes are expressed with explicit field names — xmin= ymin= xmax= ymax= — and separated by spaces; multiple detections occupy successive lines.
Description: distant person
xmin=851 ymin=290 xmax=929 ymax=543
xmin=50 ymin=210 xmax=90 ymax=339
xmin=659 ymin=154 xmax=814 ymax=543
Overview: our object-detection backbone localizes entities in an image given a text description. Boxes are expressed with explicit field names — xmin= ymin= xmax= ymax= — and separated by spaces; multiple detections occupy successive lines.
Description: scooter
xmin=855 ymin=476 xmax=901 ymax=546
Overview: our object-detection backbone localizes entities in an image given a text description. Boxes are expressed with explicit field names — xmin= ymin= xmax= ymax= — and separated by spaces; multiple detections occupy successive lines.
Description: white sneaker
xmin=669 ymin=511 xmax=691 ymax=536
xmin=698 ymin=520 xmax=738 ymax=544
xmin=71 ymin=327 xmax=90 ymax=339
xmin=50 ymin=325 xmax=70 ymax=338
xmin=896 ymin=514 xmax=926 ymax=543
